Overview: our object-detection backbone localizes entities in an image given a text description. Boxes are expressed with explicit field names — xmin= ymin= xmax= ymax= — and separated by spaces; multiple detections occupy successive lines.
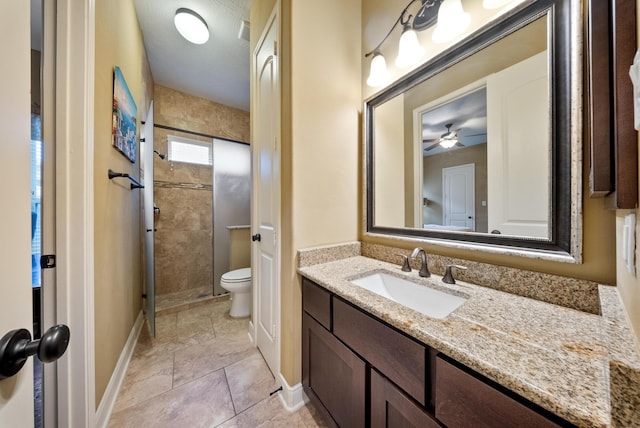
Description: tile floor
xmin=108 ymin=299 xmax=327 ymax=428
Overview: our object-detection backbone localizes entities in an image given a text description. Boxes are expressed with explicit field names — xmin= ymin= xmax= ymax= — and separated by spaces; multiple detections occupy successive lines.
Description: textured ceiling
xmin=135 ymin=0 xmax=252 ymax=111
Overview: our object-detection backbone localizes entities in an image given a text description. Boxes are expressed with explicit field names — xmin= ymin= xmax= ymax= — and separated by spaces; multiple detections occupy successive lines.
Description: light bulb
xmin=174 ymin=8 xmax=209 ymax=45
xmin=432 ymin=0 xmax=471 ymax=44
xmin=395 ymin=26 xmax=425 ymax=68
xmin=367 ymin=53 xmax=390 ymax=87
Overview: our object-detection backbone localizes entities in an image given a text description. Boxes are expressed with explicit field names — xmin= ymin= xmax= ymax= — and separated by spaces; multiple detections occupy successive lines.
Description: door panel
xmin=142 ymin=102 xmax=155 ymax=336
xmin=443 ymin=163 xmax=475 ymax=230
xmin=0 ymin=0 xmax=36 ymax=425
xmin=487 ymin=51 xmax=549 ymax=238
xmin=253 ymin=8 xmax=280 ymax=376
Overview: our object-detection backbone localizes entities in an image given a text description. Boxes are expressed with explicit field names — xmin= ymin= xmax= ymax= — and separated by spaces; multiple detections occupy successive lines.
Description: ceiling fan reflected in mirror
xmin=423 ymin=123 xmax=486 ymax=151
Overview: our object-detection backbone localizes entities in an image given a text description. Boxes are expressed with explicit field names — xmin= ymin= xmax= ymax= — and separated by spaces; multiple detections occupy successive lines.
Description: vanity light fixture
xmin=365 ymin=0 xmax=441 ymax=87
xmin=482 ymin=0 xmax=513 ymax=9
xmin=174 ymin=8 xmax=209 ymax=45
xmin=432 ymin=0 xmax=471 ymax=44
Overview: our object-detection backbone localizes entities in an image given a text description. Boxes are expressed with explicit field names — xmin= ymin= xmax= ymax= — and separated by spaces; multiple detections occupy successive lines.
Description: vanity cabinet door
xmin=435 ymin=356 xmax=561 ymax=428
xmin=371 ymin=369 xmax=440 ymax=428
xmin=333 ymin=297 xmax=427 ymax=405
xmin=302 ymin=312 xmax=366 ymax=428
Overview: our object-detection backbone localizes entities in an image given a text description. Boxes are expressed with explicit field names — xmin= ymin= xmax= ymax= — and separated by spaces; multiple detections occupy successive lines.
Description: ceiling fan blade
xmin=424 ymin=142 xmax=441 ymax=151
xmin=454 ymin=142 xmax=465 ymax=148
xmin=422 ymin=138 xmax=440 ymax=143
xmin=460 ymin=132 xmax=487 ymax=138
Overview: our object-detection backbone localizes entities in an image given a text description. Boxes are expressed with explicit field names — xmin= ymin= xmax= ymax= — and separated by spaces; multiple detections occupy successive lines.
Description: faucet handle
xmin=396 ymin=254 xmax=411 ymax=272
xmin=442 ymin=265 xmax=467 ymax=284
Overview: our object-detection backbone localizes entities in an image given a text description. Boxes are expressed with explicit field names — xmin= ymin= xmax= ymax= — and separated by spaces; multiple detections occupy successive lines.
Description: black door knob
xmin=252 ymin=233 xmax=261 ymax=242
xmin=0 ymin=324 xmax=70 ymax=380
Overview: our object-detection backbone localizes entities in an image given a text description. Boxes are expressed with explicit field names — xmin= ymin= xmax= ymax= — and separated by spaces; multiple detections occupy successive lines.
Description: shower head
xmin=154 ymin=150 xmax=166 ymax=160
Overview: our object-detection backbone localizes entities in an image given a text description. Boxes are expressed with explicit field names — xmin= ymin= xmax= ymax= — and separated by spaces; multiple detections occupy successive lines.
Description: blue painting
xmin=112 ymin=66 xmax=137 ymax=163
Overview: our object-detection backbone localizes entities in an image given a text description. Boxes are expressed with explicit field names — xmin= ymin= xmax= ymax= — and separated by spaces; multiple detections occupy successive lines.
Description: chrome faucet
xmin=410 ymin=247 xmax=430 ymax=278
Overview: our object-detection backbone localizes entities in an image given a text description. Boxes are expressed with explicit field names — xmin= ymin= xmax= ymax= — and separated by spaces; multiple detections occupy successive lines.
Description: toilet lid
xmin=221 ymin=267 xmax=251 ymax=283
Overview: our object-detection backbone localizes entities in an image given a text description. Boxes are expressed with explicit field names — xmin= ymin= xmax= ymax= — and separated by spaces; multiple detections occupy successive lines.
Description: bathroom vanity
xmin=302 ymin=277 xmax=569 ymax=427
xmin=298 ymin=249 xmax=640 ymax=428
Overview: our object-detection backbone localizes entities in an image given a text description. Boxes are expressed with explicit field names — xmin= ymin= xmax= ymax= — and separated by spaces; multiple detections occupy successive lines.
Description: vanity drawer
xmin=333 ymin=297 xmax=427 ymax=405
xmin=435 ymin=356 xmax=561 ymax=428
xmin=302 ymin=277 xmax=331 ymax=330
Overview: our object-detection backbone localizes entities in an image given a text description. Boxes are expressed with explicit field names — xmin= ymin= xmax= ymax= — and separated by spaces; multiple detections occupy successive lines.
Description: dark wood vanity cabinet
xmin=302 ymin=312 xmax=366 ymax=427
xmin=301 ymin=277 xmax=571 ymax=428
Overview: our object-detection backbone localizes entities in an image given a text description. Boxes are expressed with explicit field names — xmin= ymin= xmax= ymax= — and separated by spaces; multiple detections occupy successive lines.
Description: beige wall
xmin=360 ymin=0 xmax=616 ymax=285
xmin=374 ymin=94 xmax=406 ymax=227
xmin=94 ymin=0 xmax=153 ymax=406
xmin=229 ymin=228 xmax=251 ymax=270
xmin=615 ymin=0 xmax=640 ymax=344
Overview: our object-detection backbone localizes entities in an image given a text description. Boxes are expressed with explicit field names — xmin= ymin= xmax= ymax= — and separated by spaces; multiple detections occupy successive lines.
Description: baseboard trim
xmin=95 ymin=310 xmax=144 ymax=428
xmin=277 ymin=372 xmax=308 ymax=412
xmin=248 ymin=320 xmax=256 ymax=344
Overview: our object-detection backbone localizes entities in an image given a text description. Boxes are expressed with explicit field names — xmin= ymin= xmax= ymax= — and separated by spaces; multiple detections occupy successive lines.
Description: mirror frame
xmin=364 ymin=0 xmax=582 ymax=261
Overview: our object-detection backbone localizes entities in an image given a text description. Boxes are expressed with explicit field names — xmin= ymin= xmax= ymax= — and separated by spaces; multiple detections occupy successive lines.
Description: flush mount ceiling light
xmin=174 ymin=8 xmax=209 ymax=45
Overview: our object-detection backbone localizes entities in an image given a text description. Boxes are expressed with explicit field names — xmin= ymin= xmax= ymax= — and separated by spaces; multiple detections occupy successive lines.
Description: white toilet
xmin=220 ymin=267 xmax=252 ymax=318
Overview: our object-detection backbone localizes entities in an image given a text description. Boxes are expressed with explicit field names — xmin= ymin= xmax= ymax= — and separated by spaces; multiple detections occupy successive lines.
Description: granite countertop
xmin=298 ymin=255 xmax=614 ymax=427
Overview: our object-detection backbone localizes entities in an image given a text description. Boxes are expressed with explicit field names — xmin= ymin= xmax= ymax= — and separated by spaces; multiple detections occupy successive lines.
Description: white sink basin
xmin=351 ymin=272 xmax=467 ymax=319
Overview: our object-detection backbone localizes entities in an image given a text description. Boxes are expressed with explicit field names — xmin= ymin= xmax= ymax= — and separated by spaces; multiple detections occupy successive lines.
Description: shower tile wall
xmin=153 ymin=85 xmax=249 ymax=297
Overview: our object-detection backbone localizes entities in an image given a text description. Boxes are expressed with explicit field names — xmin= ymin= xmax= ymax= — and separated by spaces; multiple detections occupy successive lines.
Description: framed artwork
xmin=112 ymin=66 xmax=137 ymax=163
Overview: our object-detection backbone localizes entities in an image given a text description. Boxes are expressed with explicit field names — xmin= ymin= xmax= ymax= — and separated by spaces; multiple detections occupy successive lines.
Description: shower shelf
xmin=108 ymin=169 xmax=144 ymax=190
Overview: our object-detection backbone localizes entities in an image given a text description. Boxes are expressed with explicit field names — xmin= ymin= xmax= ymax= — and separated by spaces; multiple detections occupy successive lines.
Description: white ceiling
xmin=134 ymin=0 xmax=253 ymax=112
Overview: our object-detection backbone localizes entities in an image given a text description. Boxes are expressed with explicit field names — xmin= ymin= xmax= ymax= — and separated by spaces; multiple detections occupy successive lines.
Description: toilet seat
xmin=221 ymin=268 xmax=251 ymax=283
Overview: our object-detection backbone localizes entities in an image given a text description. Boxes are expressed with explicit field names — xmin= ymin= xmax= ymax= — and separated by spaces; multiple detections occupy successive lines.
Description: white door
xmin=0 ymin=1 xmax=36 ymax=425
xmin=442 ymin=164 xmax=475 ymax=230
xmin=141 ymin=102 xmax=155 ymax=336
xmin=487 ymin=51 xmax=549 ymax=238
xmin=252 ymin=8 xmax=280 ymax=377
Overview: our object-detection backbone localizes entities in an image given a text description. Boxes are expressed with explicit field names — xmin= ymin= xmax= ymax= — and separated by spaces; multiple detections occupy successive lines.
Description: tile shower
xmin=151 ymin=85 xmax=251 ymax=312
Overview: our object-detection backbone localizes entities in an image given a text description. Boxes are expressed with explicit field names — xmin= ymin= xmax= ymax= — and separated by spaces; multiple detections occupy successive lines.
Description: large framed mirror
xmin=364 ymin=0 xmax=581 ymax=261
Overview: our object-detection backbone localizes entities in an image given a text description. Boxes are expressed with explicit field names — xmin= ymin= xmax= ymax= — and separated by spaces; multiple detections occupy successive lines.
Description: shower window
xmin=167 ymin=135 xmax=212 ymax=166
